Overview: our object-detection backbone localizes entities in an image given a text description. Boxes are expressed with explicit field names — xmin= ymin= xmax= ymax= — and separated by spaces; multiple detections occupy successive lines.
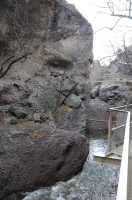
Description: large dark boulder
xmin=90 ymin=83 xmax=131 ymax=105
xmin=0 ymin=2 xmax=91 ymax=197
xmin=0 ymin=124 xmax=89 ymax=199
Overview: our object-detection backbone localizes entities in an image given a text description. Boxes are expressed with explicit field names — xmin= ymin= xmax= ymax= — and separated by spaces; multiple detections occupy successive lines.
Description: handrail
xmin=107 ymin=104 xmax=132 ymax=153
xmin=107 ymin=108 xmax=126 ymax=153
xmin=110 ymin=104 xmax=132 ymax=110
xmin=112 ymin=122 xmax=132 ymax=131
xmin=116 ymin=111 xmax=131 ymax=200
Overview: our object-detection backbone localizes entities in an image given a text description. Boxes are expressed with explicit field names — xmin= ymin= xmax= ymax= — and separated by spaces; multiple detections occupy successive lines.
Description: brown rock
xmin=0 ymin=124 xmax=89 ymax=199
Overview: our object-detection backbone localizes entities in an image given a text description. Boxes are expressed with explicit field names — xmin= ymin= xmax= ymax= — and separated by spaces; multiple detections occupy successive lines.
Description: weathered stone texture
xmin=0 ymin=0 xmax=93 ymax=131
xmin=0 ymin=0 xmax=92 ymax=198
xmin=0 ymin=124 xmax=89 ymax=199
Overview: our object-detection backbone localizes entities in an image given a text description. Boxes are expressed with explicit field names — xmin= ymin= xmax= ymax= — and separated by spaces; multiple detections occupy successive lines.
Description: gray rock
xmin=10 ymin=118 xmax=18 ymax=125
xmin=60 ymin=73 xmax=77 ymax=93
xmin=98 ymin=84 xmax=126 ymax=104
xmin=91 ymin=83 xmax=129 ymax=105
xmin=33 ymin=113 xmax=41 ymax=121
xmin=55 ymin=104 xmax=86 ymax=133
xmin=0 ymin=124 xmax=89 ymax=199
xmin=65 ymin=94 xmax=82 ymax=108
xmin=38 ymin=80 xmax=62 ymax=112
xmin=121 ymin=92 xmax=132 ymax=104
xmin=0 ymin=3 xmax=94 ymax=197
xmin=75 ymin=81 xmax=91 ymax=96
xmin=0 ymin=2 xmax=93 ymax=199
xmin=0 ymin=80 xmax=32 ymax=105
xmin=90 ymin=85 xmax=100 ymax=99
xmin=99 ymin=83 xmax=125 ymax=93
xmin=99 ymin=91 xmax=109 ymax=102
xmin=86 ymin=98 xmax=109 ymax=132
xmin=8 ymin=106 xmax=28 ymax=119
xmin=33 ymin=113 xmax=44 ymax=123
xmin=26 ymin=114 xmax=34 ymax=121
xmin=0 ymin=0 xmax=93 ymax=131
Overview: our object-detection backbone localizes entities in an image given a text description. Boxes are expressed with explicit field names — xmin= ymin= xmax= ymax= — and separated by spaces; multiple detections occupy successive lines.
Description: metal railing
xmin=107 ymin=104 xmax=132 ymax=155
xmin=107 ymin=104 xmax=132 ymax=200
xmin=94 ymin=75 xmax=132 ymax=83
xmin=116 ymin=111 xmax=131 ymax=200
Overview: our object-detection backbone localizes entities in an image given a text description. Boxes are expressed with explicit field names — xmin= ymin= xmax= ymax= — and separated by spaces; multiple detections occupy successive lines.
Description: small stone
xmin=26 ymin=114 xmax=34 ymax=121
xmin=50 ymin=72 xmax=60 ymax=77
xmin=14 ymin=110 xmax=27 ymax=119
xmin=8 ymin=107 xmax=28 ymax=119
xmin=33 ymin=113 xmax=43 ymax=123
xmin=40 ymin=115 xmax=49 ymax=122
xmin=65 ymin=94 xmax=82 ymax=109
xmin=107 ymin=92 xmax=115 ymax=98
xmin=10 ymin=118 xmax=18 ymax=125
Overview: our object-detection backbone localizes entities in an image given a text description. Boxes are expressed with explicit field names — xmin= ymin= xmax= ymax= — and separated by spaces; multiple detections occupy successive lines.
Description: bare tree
xmin=105 ymin=0 xmax=132 ymax=20
xmin=91 ymin=0 xmax=132 ymax=67
xmin=93 ymin=0 xmax=132 ymax=34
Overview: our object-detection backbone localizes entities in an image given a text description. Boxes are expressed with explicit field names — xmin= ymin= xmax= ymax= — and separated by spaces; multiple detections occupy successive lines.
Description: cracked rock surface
xmin=0 ymin=0 xmax=93 ymax=198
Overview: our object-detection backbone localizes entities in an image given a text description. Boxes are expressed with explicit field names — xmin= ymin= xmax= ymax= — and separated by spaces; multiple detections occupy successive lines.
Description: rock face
xmin=0 ymin=0 xmax=92 ymax=198
xmin=0 ymin=0 xmax=93 ymax=132
xmin=0 ymin=124 xmax=89 ymax=199
xmin=89 ymin=82 xmax=131 ymax=132
xmin=90 ymin=83 xmax=132 ymax=105
xmin=86 ymin=98 xmax=109 ymax=132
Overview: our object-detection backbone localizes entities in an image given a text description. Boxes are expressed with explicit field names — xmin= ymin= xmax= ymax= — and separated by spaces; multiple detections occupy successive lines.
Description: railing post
xmin=116 ymin=112 xmax=131 ymax=200
xmin=108 ymin=110 xmax=113 ymax=153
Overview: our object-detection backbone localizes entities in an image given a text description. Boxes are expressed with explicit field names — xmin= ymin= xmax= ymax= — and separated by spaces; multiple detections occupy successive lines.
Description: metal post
xmin=108 ymin=110 xmax=113 ymax=153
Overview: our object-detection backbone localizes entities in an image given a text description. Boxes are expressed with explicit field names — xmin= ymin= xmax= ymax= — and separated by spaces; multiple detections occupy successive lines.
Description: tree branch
xmin=111 ymin=13 xmax=132 ymax=19
xmin=94 ymin=18 xmax=121 ymax=33
xmin=0 ymin=53 xmax=32 ymax=79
